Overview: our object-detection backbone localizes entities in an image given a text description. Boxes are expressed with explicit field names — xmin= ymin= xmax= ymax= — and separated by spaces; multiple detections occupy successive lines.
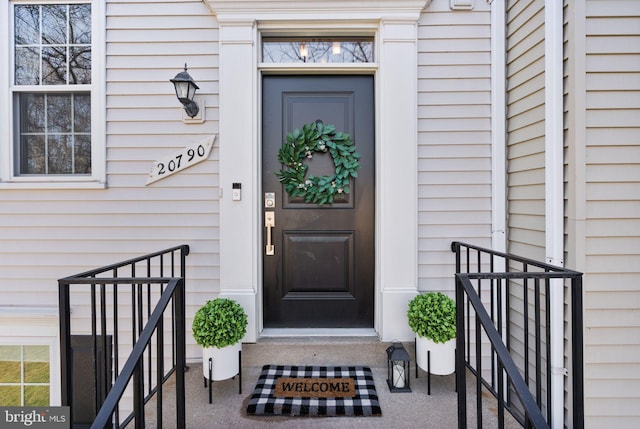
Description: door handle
xmin=265 ymin=211 xmax=275 ymax=256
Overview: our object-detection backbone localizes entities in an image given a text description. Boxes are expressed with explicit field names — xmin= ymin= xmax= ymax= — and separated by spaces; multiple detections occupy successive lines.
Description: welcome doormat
xmin=246 ymin=365 xmax=382 ymax=417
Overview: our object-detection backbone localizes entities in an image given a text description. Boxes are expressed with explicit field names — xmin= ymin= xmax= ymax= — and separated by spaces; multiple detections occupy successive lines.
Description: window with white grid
xmin=1 ymin=1 xmax=104 ymax=187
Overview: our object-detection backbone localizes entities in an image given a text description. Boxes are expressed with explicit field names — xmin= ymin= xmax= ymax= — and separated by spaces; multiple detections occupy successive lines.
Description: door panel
xmin=283 ymin=232 xmax=354 ymax=296
xmin=262 ymin=75 xmax=374 ymax=328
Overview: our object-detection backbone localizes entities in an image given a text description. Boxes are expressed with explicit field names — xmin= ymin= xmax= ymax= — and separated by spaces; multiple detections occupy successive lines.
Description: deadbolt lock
xmin=265 ymin=192 xmax=275 ymax=208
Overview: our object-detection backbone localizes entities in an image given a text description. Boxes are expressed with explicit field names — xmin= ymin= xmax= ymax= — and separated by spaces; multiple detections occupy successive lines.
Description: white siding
xmin=565 ymin=1 xmax=640 ymax=427
xmin=417 ymin=0 xmax=493 ymax=294
xmin=0 ymin=0 xmax=220 ymax=360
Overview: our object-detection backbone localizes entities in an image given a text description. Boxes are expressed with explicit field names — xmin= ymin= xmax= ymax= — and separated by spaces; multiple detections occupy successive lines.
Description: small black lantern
xmin=170 ymin=64 xmax=200 ymax=118
xmin=386 ymin=342 xmax=411 ymax=392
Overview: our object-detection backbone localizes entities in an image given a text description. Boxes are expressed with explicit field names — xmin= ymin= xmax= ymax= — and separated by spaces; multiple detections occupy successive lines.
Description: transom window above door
xmin=262 ymin=37 xmax=374 ymax=64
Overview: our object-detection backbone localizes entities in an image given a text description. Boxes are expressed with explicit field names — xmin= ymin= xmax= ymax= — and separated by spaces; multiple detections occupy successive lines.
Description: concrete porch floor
xmin=142 ymin=337 xmax=518 ymax=429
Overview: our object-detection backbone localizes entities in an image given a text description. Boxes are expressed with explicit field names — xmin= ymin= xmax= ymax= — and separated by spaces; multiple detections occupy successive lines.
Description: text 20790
xmin=156 ymin=144 xmax=207 ymax=175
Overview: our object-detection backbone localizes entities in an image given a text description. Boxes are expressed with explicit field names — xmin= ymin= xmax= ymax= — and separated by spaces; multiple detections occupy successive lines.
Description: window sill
xmin=0 ymin=306 xmax=59 ymax=319
xmin=0 ymin=180 xmax=107 ymax=190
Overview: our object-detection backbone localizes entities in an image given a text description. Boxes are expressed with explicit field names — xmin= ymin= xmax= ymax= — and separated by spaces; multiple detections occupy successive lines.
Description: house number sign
xmin=146 ymin=135 xmax=216 ymax=185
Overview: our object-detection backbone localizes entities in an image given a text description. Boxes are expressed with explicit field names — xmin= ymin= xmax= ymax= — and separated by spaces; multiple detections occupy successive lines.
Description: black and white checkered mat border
xmin=246 ymin=365 xmax=382 ymax=417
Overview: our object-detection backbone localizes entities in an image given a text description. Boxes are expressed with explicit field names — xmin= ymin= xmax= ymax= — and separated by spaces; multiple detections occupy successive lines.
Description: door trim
xmin=214 ymin=7 xmax=422 ymax=343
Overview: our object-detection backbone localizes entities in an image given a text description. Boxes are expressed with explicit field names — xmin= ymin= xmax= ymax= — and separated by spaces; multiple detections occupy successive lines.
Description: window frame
xmin=0 ymin=344 xmax=52 ymax=406
xmin=0 ymin=307 xmax=61 ymax=406
xmin=0 ymin=0 xmax=105 ymax=189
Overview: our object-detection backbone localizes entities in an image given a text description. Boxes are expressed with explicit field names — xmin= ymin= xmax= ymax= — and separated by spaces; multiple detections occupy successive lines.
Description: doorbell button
xmin=232 ymin=183 xmax=242 ymax=201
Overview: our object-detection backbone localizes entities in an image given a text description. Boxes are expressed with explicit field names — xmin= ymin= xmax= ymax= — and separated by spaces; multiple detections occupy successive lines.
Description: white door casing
xmin=206 ymin=0 xmax=430 ymax=341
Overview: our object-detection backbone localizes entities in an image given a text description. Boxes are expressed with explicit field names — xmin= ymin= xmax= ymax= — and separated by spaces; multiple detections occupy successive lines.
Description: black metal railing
xmin=58 ymin=245 xmax=189 ymax=429
xmin=451 ymin=241 xmax=583 ymax=429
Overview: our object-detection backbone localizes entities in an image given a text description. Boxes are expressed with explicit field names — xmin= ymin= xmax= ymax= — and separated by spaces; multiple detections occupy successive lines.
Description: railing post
xmin=157 ymin=315 xmax=164 ymax=429
xmin=455 ymin=274 xmax=467 ymax=428
xmin=133 ymin=360 xmax=144 ymax=429
xmin=58 ymin=280 xmax=72 ymax=410
xmin=452 ymin=241 xmax=461 ymax=273
xmin=572 ymin=276 xmax=584 ymax=429
xmin=175 ymin=278 xmax=186 ymax=429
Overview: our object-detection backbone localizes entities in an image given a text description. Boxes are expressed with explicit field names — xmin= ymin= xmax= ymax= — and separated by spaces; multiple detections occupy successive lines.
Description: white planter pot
xmin=202 ymin=342 xmax=241 ymax=381
xmin=416 ymin=335 xmax=455 ymax=375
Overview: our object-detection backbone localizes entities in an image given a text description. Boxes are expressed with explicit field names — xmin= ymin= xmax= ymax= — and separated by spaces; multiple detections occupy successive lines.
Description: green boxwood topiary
xmin=407 ymin=292 xmax=456 ymax=344
xmin=192 ymin=298 xmax=248 ymax=349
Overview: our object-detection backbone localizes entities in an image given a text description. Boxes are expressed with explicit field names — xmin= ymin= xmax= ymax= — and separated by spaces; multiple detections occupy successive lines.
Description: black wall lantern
xmin=170 ymin=64 xmax=200 ymax=118
xmin=386 ymin=342 xmax=411 ymax=392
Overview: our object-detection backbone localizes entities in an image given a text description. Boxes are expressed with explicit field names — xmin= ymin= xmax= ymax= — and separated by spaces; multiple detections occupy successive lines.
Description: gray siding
xmin=506 ymin=0 xmax=546 ymax=260
xmin=0 ymin=0 xmax=220 ymax=361
xmin=505 ymin=0 xmax=549 ymax=418
xmin=417 ymin=1 xmax=493 ymax=295
xmin=102 ymin=0 xmax=220 ymax=360
xmin=565 ymin=1 xmax=640 ymax=427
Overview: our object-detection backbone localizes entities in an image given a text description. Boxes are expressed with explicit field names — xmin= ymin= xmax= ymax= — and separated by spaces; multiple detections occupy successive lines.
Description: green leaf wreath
xmin=275 ymin=121 xmax=360 ymax=206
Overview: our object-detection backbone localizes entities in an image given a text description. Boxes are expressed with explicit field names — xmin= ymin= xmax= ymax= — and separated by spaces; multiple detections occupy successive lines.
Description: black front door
xmin=262 ymin=75 xmax=375 ymax=328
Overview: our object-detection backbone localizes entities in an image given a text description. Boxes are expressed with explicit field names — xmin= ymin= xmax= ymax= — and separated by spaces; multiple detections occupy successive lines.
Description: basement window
xmin=262 ymin=37 xmax=374 ymax=64
xmin=0 ymin=345 xmax=50 ymax=406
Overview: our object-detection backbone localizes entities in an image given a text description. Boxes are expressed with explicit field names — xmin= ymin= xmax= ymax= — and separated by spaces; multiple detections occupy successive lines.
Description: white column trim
xmin=545 ymin=1 xmax=565 ymax=428
xmin=489 ymin=0 xmax=508 ymax=401
xmin=490 ymin=0 xmax=506 ymax=255
xmin=217 ymin=19 xmax=259 ymax=341
xmin=377 ymin=17 xmax=420 ymax=341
